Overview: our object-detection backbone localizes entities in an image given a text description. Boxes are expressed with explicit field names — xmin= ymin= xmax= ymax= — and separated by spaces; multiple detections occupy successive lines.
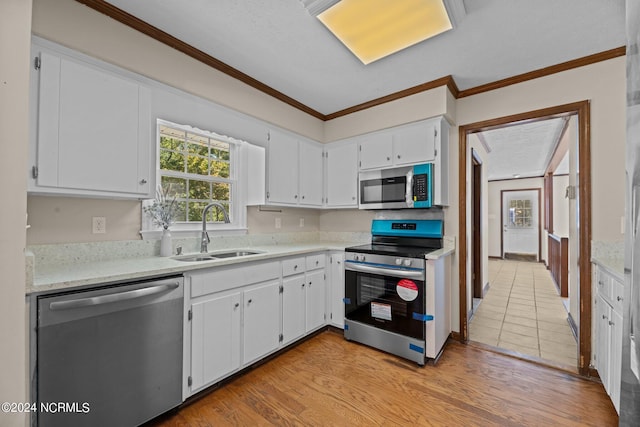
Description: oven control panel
xmin=345 ymin=252 xmax=425 ymax=271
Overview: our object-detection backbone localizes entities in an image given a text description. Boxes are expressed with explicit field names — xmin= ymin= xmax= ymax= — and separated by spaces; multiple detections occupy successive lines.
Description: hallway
xmin=469 ymin=259 xmax=578 ymax=367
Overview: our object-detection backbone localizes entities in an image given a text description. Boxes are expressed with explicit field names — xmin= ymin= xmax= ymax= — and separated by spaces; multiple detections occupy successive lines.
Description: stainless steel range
xmin=344 ymin=219 xmax=450 ymax=365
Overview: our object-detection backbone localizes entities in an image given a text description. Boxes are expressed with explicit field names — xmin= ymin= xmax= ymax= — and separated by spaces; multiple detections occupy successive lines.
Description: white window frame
xmin=140 ymin=119 xmax=248 ymax=240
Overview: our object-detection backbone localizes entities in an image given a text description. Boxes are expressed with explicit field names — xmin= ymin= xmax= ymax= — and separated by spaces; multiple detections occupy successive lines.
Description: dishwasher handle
xmin=49 ymin=282 xmax=180 ymax=311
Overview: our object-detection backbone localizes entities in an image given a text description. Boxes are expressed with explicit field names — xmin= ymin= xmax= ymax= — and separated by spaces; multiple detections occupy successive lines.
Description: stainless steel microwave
xmin=358 ymin=163 xmax=433 ymax=209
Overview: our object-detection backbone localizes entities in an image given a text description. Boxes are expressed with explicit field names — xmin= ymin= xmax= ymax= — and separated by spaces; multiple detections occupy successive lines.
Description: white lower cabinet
xmin=184 ymin=253 xmax=330 ymax=398
xmin=594 ymin=263 xmax=624 ymax=414
xmin=242 ymin=281 xmax=281 ymax=365
xmin=328 ymin=252 xmax=345 ymax=328
xmin=281 ymin=254 xmax=326 ymax=345
xmin=190 ymin=290 xmax=241 ymax=392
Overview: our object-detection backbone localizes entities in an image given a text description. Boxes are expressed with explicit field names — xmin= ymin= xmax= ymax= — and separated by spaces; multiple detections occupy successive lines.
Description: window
xmin=158 ymin=121 xmax=236 ymax=224
xmin=508 ymin=199 xmax=533 ymax=228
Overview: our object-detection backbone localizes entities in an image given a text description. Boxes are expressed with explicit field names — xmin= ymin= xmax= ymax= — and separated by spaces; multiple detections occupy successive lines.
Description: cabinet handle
xmin=302 ymin=283 xmax=305 ymax=288
xmin=295 ymin=194 xmax=298 ymax=199
xmin=352 ymin=196 xmax=356 ymax=200
xmin=602 ymin=314 xmax=608 ymax=320
xmin=234 ymin=302 xmax=240 ymax=309
xmin=247 ymin=299 xmax=253 ymax=305
xmin=309 ymin=281 xmax=312 ymax=286
xmin=294 ymin=265 xmax=298 ymax=270
xmin=302 ymin=195 xmax=305 ymax=199
xmin=617 ymin=296 xmax=623 ymax=302
xmin=316 ymin=260 xmax=319 ymax=265
xmin=140 ymin=179 xmax=147 ymax=185
xmin=609 ymin=321 xmax=615 ymax=326
xmin=386 ymin=156 xmax=390 ymax=161
xmin=397 ymin=155 xmax=401 ymax=159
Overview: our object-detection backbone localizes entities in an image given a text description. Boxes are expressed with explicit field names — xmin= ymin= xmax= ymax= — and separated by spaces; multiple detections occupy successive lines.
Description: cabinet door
xmin=306 ymin=269 xmax=326 ymax=332
xmin=326 ymin=142 xmax=358 ymax=207
xmin=596 ymin=295 xmax=611 ymax=391
xmin=282 ymin=275 xmax=306 ymax=345
xmin=610 ymin=308 xmax=623 ymax=413
xmin=267 ymin=130 xmax=299 ymax=204
xmin=35 ymin=51 xmax=150 ymax=196
xmin=299 ymin=141 xmax=323 ymax=206
xmin=190 ymin=292 xmax=241 ymax=392
xmin=359 ymin=132 xmax=393 ymax=170
xmin=329 ymin=253 xmax=345 ymax=328
xmin=393 ymin=121 xmax=436 ymax=166
xmin=243 ymin=281 xmax=281 ymax=364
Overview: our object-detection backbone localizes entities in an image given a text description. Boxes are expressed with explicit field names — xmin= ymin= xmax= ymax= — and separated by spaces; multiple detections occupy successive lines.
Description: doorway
xmin=458 ymin=101 xmax=592 ymax=375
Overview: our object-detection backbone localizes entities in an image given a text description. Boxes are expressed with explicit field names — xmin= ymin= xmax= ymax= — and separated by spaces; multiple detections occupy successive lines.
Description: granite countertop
xmin=27 ymin=242 xmax=356 ymax=295
xmin=592 ymin=256 xmax=625 ymax=282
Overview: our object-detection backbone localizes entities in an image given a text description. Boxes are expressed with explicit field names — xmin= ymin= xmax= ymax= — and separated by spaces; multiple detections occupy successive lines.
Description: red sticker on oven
xmin=397 ymin=279 xmax=418 ymax=301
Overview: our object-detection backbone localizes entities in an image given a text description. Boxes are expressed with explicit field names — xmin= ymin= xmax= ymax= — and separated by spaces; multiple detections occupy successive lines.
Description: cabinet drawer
xmin=611 ymin=278 xmax=624 ymax=313
xmin=190 ymin=261 xmax=280 ymax=297
xmin=282 ymin=257 xmax=305 ymax=276
xmin=306 ymin=254 xmax=325 ymax=271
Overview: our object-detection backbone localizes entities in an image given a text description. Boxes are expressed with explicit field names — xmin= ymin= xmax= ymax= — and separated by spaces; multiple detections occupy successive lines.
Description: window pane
xmin=187 ymin=141 xmax=208 ymax=157
xmin=210 ymin=146 xmax=230 ymax=161
xmin=160 ymin=136 xmax=184 ymax=151
xmin=210 ymin=160 xmax=230 ymax=178
xmin=212 ymin=182 xmax=230 ymax=202
xmin=160 ymin=150 xmax=185 ymax=172
xmin=174 ymin=201 xmax=187 ymax=222
xmin=161 ymin=176 xmax=187 ymax=199
xmin=189 ymin=201 xmax=230 ymax=222
xmin=187 ymin=155 xmax=209 ymax=175
xmin=189 ymin=179 xmax=211 ymax=200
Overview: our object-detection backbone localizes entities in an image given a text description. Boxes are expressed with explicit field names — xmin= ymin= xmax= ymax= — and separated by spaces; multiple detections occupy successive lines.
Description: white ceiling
xmin=103 ymin=0 xmax=625 ymax=116
xmin=479 ymin=117 xmax=568 ymax=181
xmin=99 ymin=0 xmax=624 ymax=180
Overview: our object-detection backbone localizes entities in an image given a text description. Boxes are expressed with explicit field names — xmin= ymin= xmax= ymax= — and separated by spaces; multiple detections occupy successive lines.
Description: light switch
xmin=275 ymin=217 xmax=282 ymax=229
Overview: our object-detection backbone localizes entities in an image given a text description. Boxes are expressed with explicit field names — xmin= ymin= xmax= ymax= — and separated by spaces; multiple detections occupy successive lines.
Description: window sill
xmin=140 ymin=224 xmax=248 ymax=241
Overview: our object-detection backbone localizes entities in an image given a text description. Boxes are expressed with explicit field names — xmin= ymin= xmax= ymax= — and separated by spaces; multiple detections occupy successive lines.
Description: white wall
xmin=0 ymin=1 xmax=31 ymax=426
xmin=553 ymin=174 xmax=570 ymax=237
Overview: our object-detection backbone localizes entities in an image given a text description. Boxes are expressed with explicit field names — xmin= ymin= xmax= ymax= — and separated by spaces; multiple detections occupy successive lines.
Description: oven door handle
xmin=345 ymin=262 xmax=424 ymax=279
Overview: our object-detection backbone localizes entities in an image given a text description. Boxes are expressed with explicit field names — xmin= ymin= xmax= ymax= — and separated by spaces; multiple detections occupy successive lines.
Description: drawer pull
xmin=617 ymin=296 xmax=623 ymax=302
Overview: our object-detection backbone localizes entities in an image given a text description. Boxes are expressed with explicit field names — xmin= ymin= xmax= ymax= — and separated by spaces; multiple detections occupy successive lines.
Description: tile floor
xmin=469 ymin=259 xmax=578 ymax=367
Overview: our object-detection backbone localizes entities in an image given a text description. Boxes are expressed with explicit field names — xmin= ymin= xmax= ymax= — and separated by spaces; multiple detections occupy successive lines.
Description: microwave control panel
xmin=413 ymin=174 xmax=428 ymax=201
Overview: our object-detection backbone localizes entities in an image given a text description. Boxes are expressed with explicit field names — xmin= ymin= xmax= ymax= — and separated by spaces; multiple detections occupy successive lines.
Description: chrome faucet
xmin=200 ymin=202 xmax=230 ymax=253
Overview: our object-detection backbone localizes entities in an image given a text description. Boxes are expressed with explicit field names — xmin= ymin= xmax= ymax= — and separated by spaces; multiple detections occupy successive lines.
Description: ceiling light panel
xmin=317 ymin=0 xmax=453 ymax=64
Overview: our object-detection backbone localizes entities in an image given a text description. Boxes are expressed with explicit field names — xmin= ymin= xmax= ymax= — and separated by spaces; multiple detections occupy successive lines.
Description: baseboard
xmin=567 ymin=313 xmax=578 ymax=341
xmin=504 ymin=252 xmax=537 ymax=262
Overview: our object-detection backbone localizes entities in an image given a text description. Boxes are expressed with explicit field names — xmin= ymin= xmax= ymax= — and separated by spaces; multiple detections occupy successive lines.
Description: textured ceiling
xmin=102 ymin=0 xmax=626 ymax=116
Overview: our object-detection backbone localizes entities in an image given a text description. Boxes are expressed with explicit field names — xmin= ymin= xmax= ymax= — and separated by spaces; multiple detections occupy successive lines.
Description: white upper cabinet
xmin=393 ymin=120 xmax=437 ymax=166
xmin=266 ymin=129 xmax=299 ymax=205
xmin=325 ymin=141 xmax=358 ymax=208
xmin=299 ymin=141 xmax=324 ymax=206
xmin=266 ymin=129 xmax=323 ymax=207
xmin=358 ymin=131 xmax=393 ymax=170
xmin=29 ymin=43 xmax=152 ymax=198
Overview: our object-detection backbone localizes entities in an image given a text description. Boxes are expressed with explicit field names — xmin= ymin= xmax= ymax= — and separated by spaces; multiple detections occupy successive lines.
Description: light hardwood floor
xmin=148 ymin=331 xmax=617 ymax=426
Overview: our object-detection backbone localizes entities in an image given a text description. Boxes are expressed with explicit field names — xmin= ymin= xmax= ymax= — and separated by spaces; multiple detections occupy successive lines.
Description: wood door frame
xmin=458 ymin=100 xmax=592 ymax=375
xmin=471 ymin=149 xmax=483 ymax=299
xmin=500 ymin=188 xmax=542 ymax=262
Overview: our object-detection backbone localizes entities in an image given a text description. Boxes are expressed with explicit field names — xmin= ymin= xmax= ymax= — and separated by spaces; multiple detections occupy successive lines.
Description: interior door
xmin=502 ymin=189 xmax=540 ymax=261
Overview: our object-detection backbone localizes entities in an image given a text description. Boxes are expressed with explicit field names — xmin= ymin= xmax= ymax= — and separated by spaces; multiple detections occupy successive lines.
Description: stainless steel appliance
xmin=622 ymin=0 xmax=640 ymax=423
xmin=359 ymin=163 xmax=433 ymax=209
xmin=344 ymin=219 xmax=447 ymax=365
xmin=35 ymin=276 xmax=184 ymax=427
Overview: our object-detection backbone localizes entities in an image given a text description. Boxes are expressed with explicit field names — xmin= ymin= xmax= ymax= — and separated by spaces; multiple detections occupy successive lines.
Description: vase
xmin=160 ymin=228 xmax=172 ymax=257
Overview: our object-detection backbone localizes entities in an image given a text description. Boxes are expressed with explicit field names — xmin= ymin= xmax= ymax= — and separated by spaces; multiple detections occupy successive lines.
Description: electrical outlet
xmin=275 ymin=217 xmax=282 ymax=229
xmin=299 ymin=218 xmax=305 ymax=228
xmin=92 ymin=217 xmax=106 ymax=234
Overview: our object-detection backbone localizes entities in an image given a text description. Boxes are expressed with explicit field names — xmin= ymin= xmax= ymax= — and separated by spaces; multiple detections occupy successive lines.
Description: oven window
xmin=345 ymin=270 xmax=425 ymax=340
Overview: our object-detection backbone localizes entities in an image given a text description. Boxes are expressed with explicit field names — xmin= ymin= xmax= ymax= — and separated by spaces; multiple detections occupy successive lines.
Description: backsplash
xmin=27 ymin=231 xmax=370 ymax=267
xmin=592 ymin=240 xmax=624 ymax=261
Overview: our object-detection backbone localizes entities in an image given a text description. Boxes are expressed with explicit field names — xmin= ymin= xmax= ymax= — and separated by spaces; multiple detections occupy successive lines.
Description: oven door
xmin=344 ymin=263 xmax=425 ymax=340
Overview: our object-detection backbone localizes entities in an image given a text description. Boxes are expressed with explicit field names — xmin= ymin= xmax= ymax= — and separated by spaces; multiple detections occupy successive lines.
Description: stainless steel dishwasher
xmin=35 ymin=276 xmax=184 ymax=427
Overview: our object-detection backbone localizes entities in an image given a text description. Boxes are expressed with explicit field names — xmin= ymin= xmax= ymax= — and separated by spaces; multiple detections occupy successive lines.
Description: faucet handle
xmin=205 ymin=231 xmax=210 ymax=244
xmin=176 ymin=246 xmax=183 ymax=256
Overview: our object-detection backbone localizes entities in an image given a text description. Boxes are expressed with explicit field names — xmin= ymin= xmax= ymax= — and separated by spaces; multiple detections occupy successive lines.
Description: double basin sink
xmin=173 ymin=250 xmax=263 ymax=262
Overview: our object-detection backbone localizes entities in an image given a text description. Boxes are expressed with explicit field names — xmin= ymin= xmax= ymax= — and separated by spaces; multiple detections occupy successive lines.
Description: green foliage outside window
xmin=158 ymin=125 xmax=232 ymax=222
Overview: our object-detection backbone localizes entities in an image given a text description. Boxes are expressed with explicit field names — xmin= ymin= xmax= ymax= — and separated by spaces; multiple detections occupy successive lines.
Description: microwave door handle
xmin=345 ymin=262 xmax=424 ymax=279
xmin=405 ymin=169 xmax=414 ymax=207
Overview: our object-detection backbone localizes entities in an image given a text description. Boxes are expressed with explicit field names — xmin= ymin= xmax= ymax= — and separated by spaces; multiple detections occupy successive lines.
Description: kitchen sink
xmin=210 ymin=250 xmax=263 ymax=258
xmin=173 ymin=250 xmax=263 ymax=262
